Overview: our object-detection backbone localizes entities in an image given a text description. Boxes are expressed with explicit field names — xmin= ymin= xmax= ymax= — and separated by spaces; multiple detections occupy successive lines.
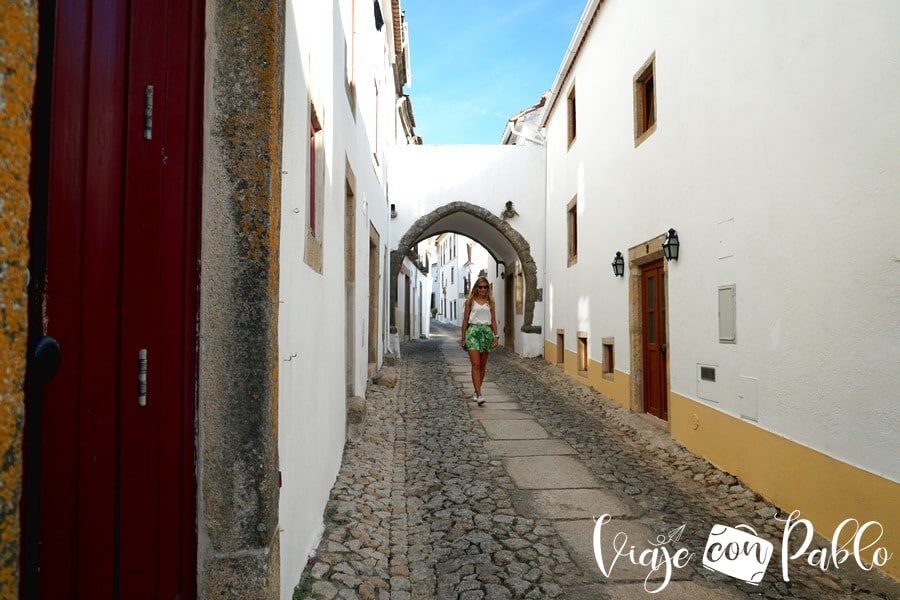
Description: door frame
xmin=628 ymin=232 xmax=670 ymax=419
xmin=504 ymin=266 xmax=515 ymax=348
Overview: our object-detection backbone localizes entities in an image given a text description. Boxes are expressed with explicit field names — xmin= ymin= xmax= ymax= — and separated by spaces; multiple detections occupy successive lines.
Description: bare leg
xmin=468 ymin=349 xmax=482 ymax=396
xmin=478 ymin=352 xmax=489 ymax=391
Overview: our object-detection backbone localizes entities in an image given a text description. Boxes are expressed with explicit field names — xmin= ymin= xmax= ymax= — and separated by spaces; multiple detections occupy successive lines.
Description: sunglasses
xmin=476 ymin=285 xmax=488 ymax=289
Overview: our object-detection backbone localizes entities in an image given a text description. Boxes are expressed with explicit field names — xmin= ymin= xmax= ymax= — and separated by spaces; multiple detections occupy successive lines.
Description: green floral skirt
xmin=465 ymin=324 xmax=495 ymax=353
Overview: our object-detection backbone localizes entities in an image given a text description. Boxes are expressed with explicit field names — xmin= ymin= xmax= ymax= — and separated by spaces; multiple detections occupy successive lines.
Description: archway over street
xmin=390 ymin=201 xmax=542 ymax=335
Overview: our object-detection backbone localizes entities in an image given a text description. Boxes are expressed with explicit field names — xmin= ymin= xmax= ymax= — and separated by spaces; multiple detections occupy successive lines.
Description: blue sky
xmin=402 ymin=0 xmax=586 ymax=145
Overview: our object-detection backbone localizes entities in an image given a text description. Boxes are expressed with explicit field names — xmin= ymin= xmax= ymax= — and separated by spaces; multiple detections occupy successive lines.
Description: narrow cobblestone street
xmin=298 ymin=325 xmax=900 ymax=600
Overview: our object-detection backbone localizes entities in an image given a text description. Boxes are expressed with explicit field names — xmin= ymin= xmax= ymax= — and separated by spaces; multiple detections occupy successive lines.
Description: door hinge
xmin=144 ymin=85 xmax=154 ymax=140
xmin=138 ymin=348 xmax=148 ymax=406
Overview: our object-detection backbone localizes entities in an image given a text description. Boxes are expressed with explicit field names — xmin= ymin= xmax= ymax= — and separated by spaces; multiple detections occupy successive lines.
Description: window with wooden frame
xmin=305 ymin=102 xmax=325 ymax=272
xmin=633 ymin=53 xmax=656 ymax=146
xmin=567 ymin=197 xmax=578 ymax=267
xmin=345 ymin=0 xmax=357 ymax=116
xmin=577 ymin=332 xmax=589 ymax=376
xmin=602 ymin=337 xmax=615 ymax=381
xmin=567 ymin=84 xmax=577 ymax=147
xmin=556 ymin=330 xmax=565 ymax=365
xmin=308 ymin=110 xmax=321 ymax=236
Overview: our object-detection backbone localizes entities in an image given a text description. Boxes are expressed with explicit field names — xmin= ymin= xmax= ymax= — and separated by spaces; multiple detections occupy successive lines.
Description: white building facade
xmin=277 ymin=0 xmax=417 ymax=594
xmin=540 ymin=0 xmax=900 ymax=574
xmin=396 ymin=244 xmax=430 ymax=342
xmin=431 ymin=233 xmax=495 ymax=326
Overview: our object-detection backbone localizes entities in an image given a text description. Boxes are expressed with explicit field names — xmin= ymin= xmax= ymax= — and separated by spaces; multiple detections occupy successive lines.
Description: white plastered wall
xmin=277 ymin=0 xmax=395 ymax=596
xmin=543 ymin=0 xmax=900 ymax=481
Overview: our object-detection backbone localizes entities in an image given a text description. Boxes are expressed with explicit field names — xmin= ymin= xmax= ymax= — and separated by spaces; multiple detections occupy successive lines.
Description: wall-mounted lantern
xmin=390 ymin=203 xmax=397 ymax=219
xmin=663 ymin=228 xmax=680 ymax=261
xmin=611 ymin=251 xmax=625 ymax=277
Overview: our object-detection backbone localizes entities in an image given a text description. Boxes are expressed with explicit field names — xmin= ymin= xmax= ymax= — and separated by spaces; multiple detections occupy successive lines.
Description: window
xmin=718 ymin=285 xmax=737 ymax=343
xmin=343 ymin=0 xmax=358 ymax=116
xmin=567 ymin=84 xmax=577 ymax=146
xmin=567 ymin=197 xmax=578 ymax=266
xmin=602 ymin=338 xmax=615 ymax=381
xmin=633 ymin=53 xmax=656 ymax=146
xmin=556 ymin=330 xmax=565 ymax=365
xmin=309 ymin=109 xmax=321 ymax=236
xmin=577 ymin=332 xmax=589 ymax=376
xmin=374 ymin=79 xmax=380 ymax=159
xmin=450 ymin=266 xmax=455 ymax=284
xmin=305 ymin=103 xmax=325 ymax=272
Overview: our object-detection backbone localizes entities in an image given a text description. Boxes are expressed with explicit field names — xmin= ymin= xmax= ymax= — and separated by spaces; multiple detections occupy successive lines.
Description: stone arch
xmin=390 ymin=201 xmax=542 ymax=334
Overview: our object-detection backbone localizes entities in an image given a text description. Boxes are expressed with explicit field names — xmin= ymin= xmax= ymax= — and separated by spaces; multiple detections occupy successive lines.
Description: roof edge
xmin=538 ymin=0 xmax=604 ymax=129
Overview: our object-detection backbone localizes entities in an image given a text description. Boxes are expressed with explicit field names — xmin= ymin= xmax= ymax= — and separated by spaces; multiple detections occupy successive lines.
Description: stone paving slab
xmin=460 ymin=390 xmax=514 ymax=402
xmin=512 ymin=488 xmax=638 ymax=520
xmin=553 ymin=518 xmax=693 ymax=584
xmin=473 ymin=401 xmax=520 ymax=410
xmin=480 ymin=419 xmax=549 ymax=440
xmin=473 ymin=394 xmax=513 ymax=403
xmin=471 ymin=409 xmax=533 ymax=420
xmin=568 ymin=581 xmax=749 ymax=600
xmin=477 ymin=387 xmax=506 ymax=395
xmin=504 ymin=455 xmax=600 ymax=489
xmin=484 ymin=438 xmax=578 ymax=457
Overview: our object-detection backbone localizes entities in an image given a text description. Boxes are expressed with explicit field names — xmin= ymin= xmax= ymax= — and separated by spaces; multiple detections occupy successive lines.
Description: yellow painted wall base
xmin=543 ymin=340 xmax=899 ymax=581
xmin=543 ymin=340 xmax=631 ymax=409
xmin=671 ymin=393 xmax=900 ymax=581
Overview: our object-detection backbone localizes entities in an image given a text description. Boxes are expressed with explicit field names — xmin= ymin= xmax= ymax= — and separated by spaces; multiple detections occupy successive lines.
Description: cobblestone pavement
xmin=297 ymin=326 xmax=899 ymax=599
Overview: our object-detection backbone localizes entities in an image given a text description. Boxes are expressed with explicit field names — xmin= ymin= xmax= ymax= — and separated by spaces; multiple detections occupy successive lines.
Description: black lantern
xmin=611 ymin=251 xmax=625 ymax=277
xmin=662 ymin=228 xmax=680 ymax=261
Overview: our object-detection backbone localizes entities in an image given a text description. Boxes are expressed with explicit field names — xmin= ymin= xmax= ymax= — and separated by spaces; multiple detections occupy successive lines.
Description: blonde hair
xmin=466 ymin=276 xmax=495 ymax=310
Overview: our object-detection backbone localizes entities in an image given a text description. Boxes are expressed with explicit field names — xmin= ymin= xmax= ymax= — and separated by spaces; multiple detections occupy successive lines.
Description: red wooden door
xmin=642 ymin=261 xmax=668 ymax=420
xmin=24 ymin=0 xmax=203 ymax=597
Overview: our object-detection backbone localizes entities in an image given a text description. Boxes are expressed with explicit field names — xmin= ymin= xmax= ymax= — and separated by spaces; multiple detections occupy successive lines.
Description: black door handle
xmin=31 ymin=336 xmax=61 ymax=382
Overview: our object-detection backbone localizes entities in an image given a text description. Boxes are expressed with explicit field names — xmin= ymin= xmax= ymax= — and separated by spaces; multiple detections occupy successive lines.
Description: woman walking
xmin=460 ymin=276 xmax=499 ymax=405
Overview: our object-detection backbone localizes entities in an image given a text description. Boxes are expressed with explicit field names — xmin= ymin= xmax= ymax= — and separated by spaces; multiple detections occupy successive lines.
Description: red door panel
xmin=25 ymin=0 xmax=202 ymax=597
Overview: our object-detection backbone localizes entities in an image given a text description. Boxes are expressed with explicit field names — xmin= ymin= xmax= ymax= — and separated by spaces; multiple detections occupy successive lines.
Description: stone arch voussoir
xmin=391 ymin=201 xmax=541 ymax=334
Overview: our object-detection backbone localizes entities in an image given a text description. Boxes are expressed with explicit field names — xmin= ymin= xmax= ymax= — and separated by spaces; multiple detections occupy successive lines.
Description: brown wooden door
xmin=642 ymin=261 xmax=668 ymax=420
xmin=24 ymin=0 xmax=203 ymax=597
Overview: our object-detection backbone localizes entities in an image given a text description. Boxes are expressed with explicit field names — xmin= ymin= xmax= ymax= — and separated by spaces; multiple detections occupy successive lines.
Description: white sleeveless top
xmin=468 ymin=300 xmax=492 ymax=325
